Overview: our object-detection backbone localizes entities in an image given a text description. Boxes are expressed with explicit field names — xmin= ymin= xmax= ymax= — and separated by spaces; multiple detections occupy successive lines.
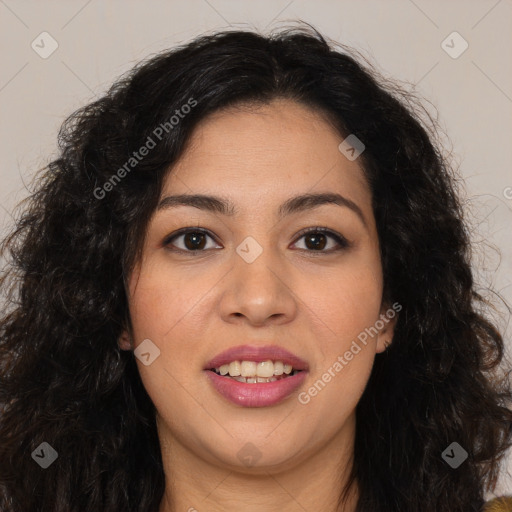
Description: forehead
xmin=161 ymin=99 xmax=371 ymax=213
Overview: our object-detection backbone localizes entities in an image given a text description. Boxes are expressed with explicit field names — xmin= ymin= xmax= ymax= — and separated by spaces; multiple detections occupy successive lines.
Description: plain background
xmin=0 ymin=0 xmax=511 ymax=500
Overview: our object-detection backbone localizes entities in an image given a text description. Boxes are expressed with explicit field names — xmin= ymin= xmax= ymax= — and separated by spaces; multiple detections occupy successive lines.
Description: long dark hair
xmin=1 ymin=25 xmax=511 ymax=512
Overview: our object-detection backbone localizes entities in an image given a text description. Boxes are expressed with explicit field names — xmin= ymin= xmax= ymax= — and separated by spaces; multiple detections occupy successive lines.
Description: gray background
xmin=1 ymin=0 xmax=511 ymax=498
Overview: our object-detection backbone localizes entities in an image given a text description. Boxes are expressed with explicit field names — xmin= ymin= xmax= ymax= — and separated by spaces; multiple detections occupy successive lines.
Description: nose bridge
xmin=220 ymin=232 xmax=296 ymax=324
xmin=234 ymin=233 xmax=281 ymax=292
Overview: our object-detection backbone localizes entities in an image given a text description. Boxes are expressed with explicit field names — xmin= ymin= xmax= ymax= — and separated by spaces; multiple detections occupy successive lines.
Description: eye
xmin=163 ymin=226 xmax=350 ymax=254
xmin=163 ymin=228 xmax=220 ymax=253
xmin=292 ymin=227 xmax=350 ymax=253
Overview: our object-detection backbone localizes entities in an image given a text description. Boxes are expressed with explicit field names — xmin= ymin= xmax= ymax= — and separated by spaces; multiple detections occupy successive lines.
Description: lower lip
xmin=205 ymin=370 xmax=308 ymax=407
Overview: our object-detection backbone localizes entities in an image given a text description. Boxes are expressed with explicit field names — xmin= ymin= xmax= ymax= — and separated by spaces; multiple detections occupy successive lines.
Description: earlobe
xmin=378 ymin=339 xmax=392 ymax=353
xmin=118 ymin=330 xmax=133 ymax=351
xmin=375 ymin=305 xmax=399 ymax=353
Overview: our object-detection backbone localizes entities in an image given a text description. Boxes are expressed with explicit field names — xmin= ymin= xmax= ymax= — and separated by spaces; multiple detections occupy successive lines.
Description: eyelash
xmin=163 ymin=226 xmax=350 ymax=255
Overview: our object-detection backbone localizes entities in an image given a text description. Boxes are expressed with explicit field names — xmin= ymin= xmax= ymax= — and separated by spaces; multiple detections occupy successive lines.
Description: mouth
xmin=207 ymin=359 xmax=303 ymax=383
xmin=203 ymin=345 xmax=309 ymax=407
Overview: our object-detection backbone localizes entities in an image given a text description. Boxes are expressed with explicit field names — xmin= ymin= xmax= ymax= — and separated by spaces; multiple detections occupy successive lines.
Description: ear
xmin=118 ymin=329 xmax=133 ymax=351
xmin=118 ymin=299 xmax=134 ymax=351
xmin=375 ymin=302 xmax=400 ymax=354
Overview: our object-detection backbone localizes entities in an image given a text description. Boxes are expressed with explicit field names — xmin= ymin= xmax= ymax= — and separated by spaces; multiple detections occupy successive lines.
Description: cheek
xmin=128 ymin=258 xmax=212 ymax=342
xmin=126 ymin=260 xmax=217 ymax=400
xmin=297 ymin=266 xmax=381 ymax=425
xmin=302 ymin=258 xmax=383 ymax=355
xmin=127 ymin=268 xmax=208 ymax=430
xmin=302 ymin=259 xmax=383 ymax=415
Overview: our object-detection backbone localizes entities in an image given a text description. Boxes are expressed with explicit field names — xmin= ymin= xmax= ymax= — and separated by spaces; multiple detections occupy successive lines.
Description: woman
xmin=0 ymin=25 xmax=511 ymax=512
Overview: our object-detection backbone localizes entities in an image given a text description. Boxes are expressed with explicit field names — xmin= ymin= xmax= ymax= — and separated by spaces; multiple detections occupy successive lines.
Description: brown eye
xmin=164 ymin=229 xmax=220 ymax=252
xmin=304 ymin=232 xmax=328 ymax=250
xmin=293 ymin=228 xmax=350 ymax=252
xmin=184 ymin=232 xmax=207 ymax=250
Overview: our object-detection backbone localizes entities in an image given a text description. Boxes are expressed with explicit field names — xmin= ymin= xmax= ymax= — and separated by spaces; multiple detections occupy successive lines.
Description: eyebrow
xmin=157 ymin=192 xmax=367 ymax=227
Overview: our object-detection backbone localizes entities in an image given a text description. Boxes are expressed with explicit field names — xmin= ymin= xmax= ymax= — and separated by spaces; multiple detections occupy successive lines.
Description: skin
xmin=119 ymin=99 xmax=397 ymax=512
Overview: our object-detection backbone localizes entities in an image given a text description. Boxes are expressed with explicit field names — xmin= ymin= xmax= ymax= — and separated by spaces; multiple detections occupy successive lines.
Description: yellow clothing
xmin=484 ymin=497 xmax=512 ymax=511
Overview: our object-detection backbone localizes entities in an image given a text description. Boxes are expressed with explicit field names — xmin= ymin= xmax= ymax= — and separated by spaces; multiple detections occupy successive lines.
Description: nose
xmin=219 ymin=240 xmax=298 ymax=327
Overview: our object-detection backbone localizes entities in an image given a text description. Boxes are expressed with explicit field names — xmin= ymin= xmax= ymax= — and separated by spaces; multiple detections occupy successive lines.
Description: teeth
xmin=231 ymin=376 xmax=279 ymax=383
xmin=256 ymin=360 xmax=274 ymax=377
xmin=241 ymin=361 xmax=257 ymax=377
xmin=273 ymin=361 xmax=284 ymax=375
xmin=213 ymin=360 xmax=299 ymax=378
xmin=228 ymin=361 xmax=241 ymax=376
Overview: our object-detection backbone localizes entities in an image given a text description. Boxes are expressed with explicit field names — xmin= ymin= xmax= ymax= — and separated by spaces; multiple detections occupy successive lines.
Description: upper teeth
xmin=215 ymin=360 xmax=294 ymax=378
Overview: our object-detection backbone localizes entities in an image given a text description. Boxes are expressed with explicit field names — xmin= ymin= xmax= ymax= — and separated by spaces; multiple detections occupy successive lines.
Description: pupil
xmin=306 ymin=233 xmax=326 ymax=250
xmin=185 ymin=232 xmax=206 ymax=250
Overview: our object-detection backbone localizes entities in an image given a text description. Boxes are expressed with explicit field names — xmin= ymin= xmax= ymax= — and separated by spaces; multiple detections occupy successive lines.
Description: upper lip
xmin=204 ymin=344 xmax=309 ymax=371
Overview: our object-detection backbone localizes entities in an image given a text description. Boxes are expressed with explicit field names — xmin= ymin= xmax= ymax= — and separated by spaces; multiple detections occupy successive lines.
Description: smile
xmin=209 ymin=359 xmax=298 ymax=383
xmin=204 ymin=344 xmax=309 ymax=407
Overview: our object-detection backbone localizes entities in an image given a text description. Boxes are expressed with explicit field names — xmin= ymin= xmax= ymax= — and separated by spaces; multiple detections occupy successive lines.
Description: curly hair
xmin=1 ymin=25 xmax=511 ymax=512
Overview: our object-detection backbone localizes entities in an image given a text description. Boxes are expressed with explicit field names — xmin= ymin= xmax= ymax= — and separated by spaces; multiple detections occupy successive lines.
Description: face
xmin=120 ymin=99 xmax=396 ymax=474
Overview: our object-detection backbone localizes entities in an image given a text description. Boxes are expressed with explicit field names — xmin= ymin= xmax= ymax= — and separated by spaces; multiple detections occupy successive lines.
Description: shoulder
xmin=483 ymin=496 xmax=512 ymax=512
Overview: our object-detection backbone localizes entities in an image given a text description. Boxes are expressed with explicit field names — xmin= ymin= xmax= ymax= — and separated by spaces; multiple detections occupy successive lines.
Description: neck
xmin=157 ymin=414 xmax=359 ymax=512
